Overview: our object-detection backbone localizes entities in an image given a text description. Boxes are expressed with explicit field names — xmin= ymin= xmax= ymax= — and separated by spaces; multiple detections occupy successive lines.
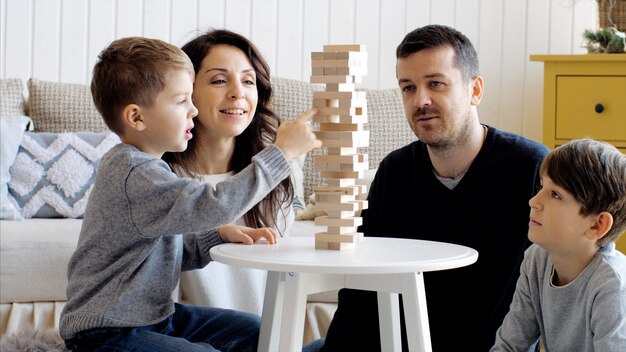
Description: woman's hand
xmin=217 ymin=224 xmax=278 ymax=244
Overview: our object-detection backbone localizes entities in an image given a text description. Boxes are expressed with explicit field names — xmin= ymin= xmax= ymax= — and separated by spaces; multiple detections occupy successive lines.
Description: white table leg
xmin=259 ymin=271 xmax=285 ymax=352
xmin=401 ymin=272 xmax=432 ymax=352
xmin=377 ymin=291 xmax=402 ymax=351
xmin=278 ymin=271 xmax=309 ymax=352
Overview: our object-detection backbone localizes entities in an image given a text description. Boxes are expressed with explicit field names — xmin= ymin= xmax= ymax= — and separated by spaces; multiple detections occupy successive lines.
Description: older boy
xmin=492 ymin=139 xmax=626 ymax=351
xmin=59 ymin=37 xmax=320 ymax=351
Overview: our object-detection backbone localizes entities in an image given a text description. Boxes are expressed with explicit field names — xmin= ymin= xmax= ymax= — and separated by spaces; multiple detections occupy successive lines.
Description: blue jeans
xmin=65 ymin=303 xmax=260 ymax=352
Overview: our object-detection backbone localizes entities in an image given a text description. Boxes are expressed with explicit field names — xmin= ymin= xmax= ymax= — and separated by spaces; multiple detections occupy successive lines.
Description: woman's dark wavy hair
xmin=163 ymin=29 xmax=293 ymax=234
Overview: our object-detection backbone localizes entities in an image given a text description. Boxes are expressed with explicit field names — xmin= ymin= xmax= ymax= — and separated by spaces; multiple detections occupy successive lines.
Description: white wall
xmin=0 ymin=0 xmax=598 ymax=142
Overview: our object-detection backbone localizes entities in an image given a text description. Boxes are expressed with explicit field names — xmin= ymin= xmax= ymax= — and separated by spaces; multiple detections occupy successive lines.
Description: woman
xmin=163 ymin=29 xmax=299 ymax=314
xmin=164 ymin=30 xmax=325 ymax=351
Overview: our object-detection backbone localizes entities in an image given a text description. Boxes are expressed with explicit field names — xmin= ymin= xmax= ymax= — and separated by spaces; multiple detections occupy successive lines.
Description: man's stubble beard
xmin=411 ymin=108 xmax=473 ymax=152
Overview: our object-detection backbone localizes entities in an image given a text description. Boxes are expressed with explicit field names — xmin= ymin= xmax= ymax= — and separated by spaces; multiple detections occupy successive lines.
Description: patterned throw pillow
xmin=8 ymin=131 xmax=120 ymax=218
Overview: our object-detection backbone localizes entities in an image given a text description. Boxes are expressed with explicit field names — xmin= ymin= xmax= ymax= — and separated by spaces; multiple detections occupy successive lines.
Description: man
xmin=321 ymin=25 xmax=549 ymax=351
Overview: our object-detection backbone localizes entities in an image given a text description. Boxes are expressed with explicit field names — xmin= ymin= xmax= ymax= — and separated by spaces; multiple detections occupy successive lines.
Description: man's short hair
xmin=91 ymin=37 xmax=194 ymax=135
xmin=541 ymin=139 xmax=626 ymax=247
xmin=396 ymin=24 xmax=479 ymax=83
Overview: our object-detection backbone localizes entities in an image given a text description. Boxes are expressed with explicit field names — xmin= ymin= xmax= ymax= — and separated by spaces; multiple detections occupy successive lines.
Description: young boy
xmin=59 ymin=37 xmax=320 ymax=351
xmin=491 ymin=139 xmax=626 ymax=351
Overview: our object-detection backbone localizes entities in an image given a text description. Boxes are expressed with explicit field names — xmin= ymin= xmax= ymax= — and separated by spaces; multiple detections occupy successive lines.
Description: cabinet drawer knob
xmin=595 ymin=103 xmax=605 ymax=114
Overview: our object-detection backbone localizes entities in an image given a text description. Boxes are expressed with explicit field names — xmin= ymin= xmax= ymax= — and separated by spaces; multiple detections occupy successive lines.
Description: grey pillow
xmin=8 ymin=131 xmax=120 ymax=218
xmin=0 ymin=79 xmax=26 ymax=116
xmin=28 ymin=78 xmax=108 ymax=132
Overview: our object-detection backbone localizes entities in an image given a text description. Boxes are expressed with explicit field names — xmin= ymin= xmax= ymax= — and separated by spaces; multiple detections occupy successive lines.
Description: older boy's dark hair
xmin=396 ymin=24 xmax=479 ymax=83
xmin=541 ymin=139 xmax=626 ymax=247
xmin=91 ymin=37 xmax=194 ymax=135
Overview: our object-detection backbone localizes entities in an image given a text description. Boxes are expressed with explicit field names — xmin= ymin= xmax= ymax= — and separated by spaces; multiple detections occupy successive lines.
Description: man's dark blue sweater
xmin=322 ymin=126 xmax=549 ymax=351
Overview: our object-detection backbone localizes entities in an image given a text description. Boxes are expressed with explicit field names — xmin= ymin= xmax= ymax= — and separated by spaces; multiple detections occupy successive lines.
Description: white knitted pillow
xmin=0 ymin=79 xmax=26 ymax=116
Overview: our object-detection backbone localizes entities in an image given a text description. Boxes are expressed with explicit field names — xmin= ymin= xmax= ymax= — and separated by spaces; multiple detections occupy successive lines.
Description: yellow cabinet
xmin=530 ymin=54 xmax=626 ymax=253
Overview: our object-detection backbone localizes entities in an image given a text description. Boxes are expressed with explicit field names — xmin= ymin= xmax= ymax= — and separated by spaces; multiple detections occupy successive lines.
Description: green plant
xmin=583 ymin=27 xmax=626 ymax=53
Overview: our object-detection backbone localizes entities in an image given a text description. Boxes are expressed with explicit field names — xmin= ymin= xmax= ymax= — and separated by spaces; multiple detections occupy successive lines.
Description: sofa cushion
xmin=8 ymin=131 xmax=120 ymax=218
xmin=0 ymin=219 xmax=82 ymax=303
xmin=27 ymin=78 xmax=108 ymax=132
xmin=365 ymin=88 xmax=416 ymax=166
xmin=0 ymin=79 xmax=26 ymax=116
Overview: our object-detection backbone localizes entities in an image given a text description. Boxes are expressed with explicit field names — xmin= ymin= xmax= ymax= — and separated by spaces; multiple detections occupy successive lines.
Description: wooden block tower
xmin=311 ymin=44 xmax=369 ymax=250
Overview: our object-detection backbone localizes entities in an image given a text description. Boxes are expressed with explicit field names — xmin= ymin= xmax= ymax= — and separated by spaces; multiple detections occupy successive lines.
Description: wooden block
xmin=315 ymin=161 xmax=369 ymax=172
xmin=326 ymin=147 xmax=358 ymax=155
xmin=315 ymin=201 xmax=358 ymax=211
xmin=315 ymin=185 xmax=365 ymax=198
xmin=315 ymin=193 xmax=355 ymax=203
xmin=316 ymin=131 xmax=369 ymax=148
xmin=315 ymin=240 xmax=355 ymax=250
xmin=319 ymin=122 xmax=363 ymax=132
xmin=317 ymin=137 xmax=369 ymax=149
xmin=327 ymin=226 xmax=359 ymax=234
xmin=315 ymin=154 xmax=359 ymax=164
xmin=313 ymin=99 xmax=365 ymax=109
xmin=326 ymin=178 xmax=355 ymax=187
xmin=314 ymin=185 xmax=361 ymax=196
xmin=324 ymin=67 xmax=337 ymax=75
xmin=326 ymin=210 xmax=357 ymax=218
xmin=311 ymin=59 xmax=365 ymax=68
xmin=324 ymin=83 xmax=356 ymax=92
xmin=312 ymin=114 xmax=368 ymax=124
xmin=315 ymin=216 xmax=362 ymax=228
xmin=317 ymin=106 xmax=366 ymax=116
xmin=335 ymin=66 xmax=368 ymax=76
xmin=355 ymin=199 xmax=368 ymax=211
xmin=311 ymin=52 xmax=325 ymax=60
xmin=323 ymin=44 xmax=366 ymax=52
xmin=316 ymin=130 xmax=369 ymax=141
xmin=336 ymin=51 xmax=368 ymax=61
xmin=337 ymin=99 xmax=366 ymax=108
xmin=315 ymin=154 xmax=367 ymax=167
xmin=320 ymin=170 xmax=364 ymax=179
xmin=310 ymin=75 xmax=360 ymax=84
xmin=313 ymin=99 xmax=339 ymax=108
xmin=315 ymin=232 xmax=361 ymax=243
xmin=311 ymin=67 xmax=325 ymax=75
xmin=357 ymin=184 xmax=367 ymax=196
xmin=313 ymin=91 xmax=366 ymax=100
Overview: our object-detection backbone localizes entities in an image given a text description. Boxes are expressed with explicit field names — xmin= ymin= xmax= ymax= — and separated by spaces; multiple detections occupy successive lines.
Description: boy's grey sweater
xmin=491 ymin=243 xmax=626 ymax=352
xmin=59 ymin=143 xmax=291 ymax=339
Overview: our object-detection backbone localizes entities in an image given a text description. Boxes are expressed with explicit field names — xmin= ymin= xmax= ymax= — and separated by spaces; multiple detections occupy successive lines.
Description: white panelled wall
xmin=1 ymin=0 xmax=598 ymax=143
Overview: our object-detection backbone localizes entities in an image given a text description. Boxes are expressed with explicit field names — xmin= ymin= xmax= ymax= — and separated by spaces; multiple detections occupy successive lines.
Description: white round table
xmin=210 ymin=236 xmax=478 ymax=352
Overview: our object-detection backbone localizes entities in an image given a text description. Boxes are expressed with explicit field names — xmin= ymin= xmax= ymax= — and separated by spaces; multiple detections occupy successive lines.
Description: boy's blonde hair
xmin=91 ymin=37 xmax=194 ymax=135
xmin=541 ymin=139 xmax=626 ymax=247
